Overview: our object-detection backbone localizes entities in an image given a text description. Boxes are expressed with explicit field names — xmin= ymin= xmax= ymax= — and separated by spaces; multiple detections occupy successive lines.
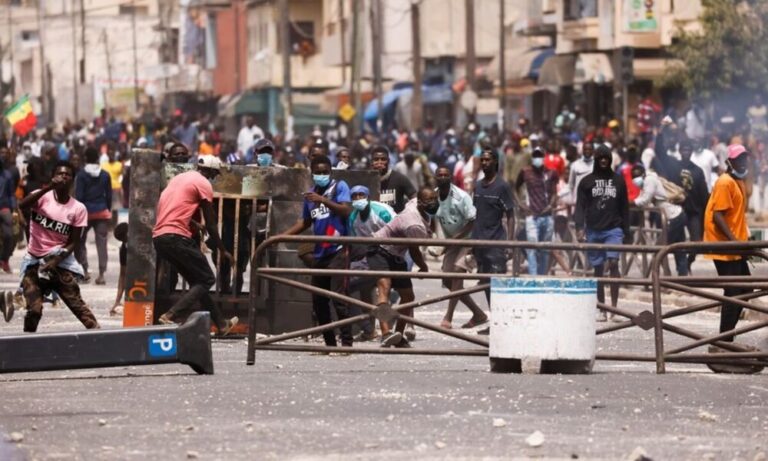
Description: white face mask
xmin=352 ymin=198 xmax=368 ymax=211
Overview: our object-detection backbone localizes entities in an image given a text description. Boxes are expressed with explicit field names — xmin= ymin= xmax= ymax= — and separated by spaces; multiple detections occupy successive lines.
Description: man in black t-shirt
xmin=371 ymin=145 xmax=416 ymax=213
xmin=471 ymin=149 xmax=515 ymax=323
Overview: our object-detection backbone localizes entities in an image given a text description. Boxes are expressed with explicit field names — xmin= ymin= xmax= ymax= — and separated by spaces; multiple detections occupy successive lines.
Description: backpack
xmin=658 ymin=176 xmax=687 ymax=205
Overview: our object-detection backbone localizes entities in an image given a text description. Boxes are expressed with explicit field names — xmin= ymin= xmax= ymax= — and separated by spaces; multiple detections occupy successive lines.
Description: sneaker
xmin=380 ymin=331 xmax=403 ymax=348
xmin=596 ymin=311 xmax=607 ymax=322
xmin=219 ymin=316 xmax=239 ymax=336
xmin=158 ymin=313 xmax=175 ymax=325
xmin=2 ymin=291 xmax=14 ymax=322
xmin=394 ymin=336 xmax=412 ymax=348
xmin=404 ymin=326 xmax=416 ymax=342
xmin=353 ymin=331 xmax=379 ymax=342
xmin=706 ymin=345 xmax=764 ymax=374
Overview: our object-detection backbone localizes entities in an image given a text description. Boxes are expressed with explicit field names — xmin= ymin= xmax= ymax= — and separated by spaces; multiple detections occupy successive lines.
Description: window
xmin=290 ymin=21 xmax=316 ymax=56
xmin=564 ymin=0 xmax=597 ymax=21
xmin=119 ymin=4 xmax=149 ymax=16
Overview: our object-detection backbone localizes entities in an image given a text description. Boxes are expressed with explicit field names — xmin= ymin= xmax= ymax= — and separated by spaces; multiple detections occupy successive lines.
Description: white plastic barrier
xmin=489 ymin=278 xmax=597 ymax=374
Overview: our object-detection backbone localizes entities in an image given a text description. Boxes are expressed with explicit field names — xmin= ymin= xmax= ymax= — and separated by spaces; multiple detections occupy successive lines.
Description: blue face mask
xmin=352 ymin=199 xmax=369 ymax=211
xmin=313 ymin=174 xmax=331 ymax=188
xmin=632 ymin=177 xmax=644 ymax=188
xmin=532 ymin=157 xmax=544 ymax=168
xmin=257 ymin=153 xmax=272 ymax=167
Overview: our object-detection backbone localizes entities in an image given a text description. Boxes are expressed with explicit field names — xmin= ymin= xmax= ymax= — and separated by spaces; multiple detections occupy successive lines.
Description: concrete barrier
xmin=489 ymin=278 xmax=597 ymax=374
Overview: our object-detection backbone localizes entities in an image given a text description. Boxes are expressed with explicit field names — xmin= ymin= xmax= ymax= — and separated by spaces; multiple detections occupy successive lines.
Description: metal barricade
xmin=245 ymin=235 xmax=663 ymax=365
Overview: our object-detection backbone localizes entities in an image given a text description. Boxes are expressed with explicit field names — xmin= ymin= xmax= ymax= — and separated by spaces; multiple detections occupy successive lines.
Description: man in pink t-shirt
xmin=152 ymin=156 xmax=238 ymax=335
xmin=18 ymin=161 xmax=100 ymax=332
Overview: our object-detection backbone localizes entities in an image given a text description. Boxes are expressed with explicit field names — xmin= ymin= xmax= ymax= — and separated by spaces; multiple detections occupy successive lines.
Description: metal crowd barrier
xmin=245 ymin=235 xmax=768 ymax=374
xmin=649 ymin=240 xmax=768 ymax=373
xmin=245 ymin=236 xmax=661 ymax=365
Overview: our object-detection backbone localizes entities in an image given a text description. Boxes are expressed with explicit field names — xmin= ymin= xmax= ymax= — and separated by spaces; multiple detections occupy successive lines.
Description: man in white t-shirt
xmin=237 ymin=116 xmax=265 ymax=156
xmin=690 ymin=143 xmax=722 ymax=192
xmin=18 ymin=161 xmax=100 ymax=332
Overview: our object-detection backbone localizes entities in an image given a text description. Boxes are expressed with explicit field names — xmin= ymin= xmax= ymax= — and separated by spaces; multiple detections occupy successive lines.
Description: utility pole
xmin=499 ymin=0 xmax=506 ymax=130
xmin=102 ymin=29 xmax=113 ymax=113
xmin=410 ymin=1 xmax=422 ymax=130
xmin=79 ymin=0 xmax=85 ymax=84
xmin=339 ymin=0 xmax=346 ymax=85
xmin=279 ymin=0 xmax=293 ymax=139
xmin=370 ymin=0 xmax=383 ymax=131
xmin=465 ymin=0 xmax=476 ymax=91
xmin=233 ymin=0 xmax=241 ymax=93
xmin=131 ymin=0 xmax=140 ymax=112
xmin=71 ymin=0 xmax=79 ymax=120
xmin=8 ymin=1 xmax=13 ymax=98
xmin=36 ymin=0 xmax=47 ymax=118
xmin=350 ymin=0 xmax=363 ymax=135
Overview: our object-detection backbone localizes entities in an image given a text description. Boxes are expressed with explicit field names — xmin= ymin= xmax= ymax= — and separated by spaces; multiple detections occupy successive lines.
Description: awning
xmin=633 ymin=58 xmax=685 ymax=80
xmin=574 ymin=53 xmax=613 ymax=84
xmin=487 ymin=47 xmax=554 ymax=83
xmin=364 ymin=83 xmax=453 ymax=121
xmin=293 ymin=103 xmax=336 ymax=128
xmin=537 ymin=55 xmax=576 ymax=87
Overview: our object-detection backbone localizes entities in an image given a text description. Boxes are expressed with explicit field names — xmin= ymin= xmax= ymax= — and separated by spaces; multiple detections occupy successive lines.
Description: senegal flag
xmin=3 ymin=95 xmax=37 ymax=136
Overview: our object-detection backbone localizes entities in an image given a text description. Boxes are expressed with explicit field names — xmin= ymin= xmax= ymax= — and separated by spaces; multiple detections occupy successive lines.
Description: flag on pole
xmin=3 ymin=95 xmax=37 ymax=137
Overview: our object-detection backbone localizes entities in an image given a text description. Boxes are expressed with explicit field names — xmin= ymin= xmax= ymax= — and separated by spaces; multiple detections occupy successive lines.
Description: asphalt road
xmin=1 ymin=236 xmax=767 ymax=460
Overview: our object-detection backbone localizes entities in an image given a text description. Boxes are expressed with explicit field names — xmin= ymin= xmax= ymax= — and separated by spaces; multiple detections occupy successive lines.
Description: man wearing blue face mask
xmin=248 ymin=139 xmax=285 ymax=169
xmin=281 ymin=155 xmax=354 ymax=348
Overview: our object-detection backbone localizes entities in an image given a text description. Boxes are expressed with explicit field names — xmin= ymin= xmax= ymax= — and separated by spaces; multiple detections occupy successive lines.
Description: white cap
xmin=198 ymin=155 xmax=222 ymax=171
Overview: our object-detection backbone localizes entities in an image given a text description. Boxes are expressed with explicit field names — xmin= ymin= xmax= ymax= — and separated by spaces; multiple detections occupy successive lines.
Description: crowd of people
xmin=0 ymin=96 xmax=763 ymax=371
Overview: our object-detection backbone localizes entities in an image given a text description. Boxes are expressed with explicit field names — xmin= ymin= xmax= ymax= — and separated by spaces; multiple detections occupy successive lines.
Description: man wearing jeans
xmin=152 ymin=156 xmax=238 ymax=334
xmin=514 ymin=148 xmax=558 ymax=275
xmin=703 ymin=144 xmax=762 ymax=374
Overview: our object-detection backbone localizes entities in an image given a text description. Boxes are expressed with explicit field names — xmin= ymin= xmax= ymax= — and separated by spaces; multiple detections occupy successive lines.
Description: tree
xmin=667 ymin=0 xmax=768 ymax=101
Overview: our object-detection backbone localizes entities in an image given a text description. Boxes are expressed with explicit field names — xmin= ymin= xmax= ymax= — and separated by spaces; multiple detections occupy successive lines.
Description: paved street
xmin=1 ymin=238 xmax=767 ymax=460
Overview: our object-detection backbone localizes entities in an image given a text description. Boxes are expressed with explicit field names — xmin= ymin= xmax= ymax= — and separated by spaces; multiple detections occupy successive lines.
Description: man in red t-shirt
xmin=18 ymin=161 xmax=100 ymax=332
xmin=152 ymin=156 xmax=238 ymax=334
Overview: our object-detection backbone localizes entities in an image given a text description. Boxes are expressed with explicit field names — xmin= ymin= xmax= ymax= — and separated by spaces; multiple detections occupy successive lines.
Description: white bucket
xmin=489 ymin=278 xmax=597 ymax=373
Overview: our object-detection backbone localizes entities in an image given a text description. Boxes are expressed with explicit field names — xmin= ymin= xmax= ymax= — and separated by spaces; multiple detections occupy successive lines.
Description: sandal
xmin=461 ymin=317 xmax=489 ymax=329
xmin=440 ymin=320 xmax=452 ymax=329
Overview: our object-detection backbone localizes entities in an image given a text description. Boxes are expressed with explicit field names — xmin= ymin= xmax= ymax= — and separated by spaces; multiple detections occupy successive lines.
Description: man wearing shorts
xmin=368 ymin=187 xmax=436 ymax=348
xmin=575 ymin=145 xmax=630 ymax=321
xmin=347 ymin=185 xmax=396 ymax=341
xmin=434 ymin=166 xmax=487 ymax=329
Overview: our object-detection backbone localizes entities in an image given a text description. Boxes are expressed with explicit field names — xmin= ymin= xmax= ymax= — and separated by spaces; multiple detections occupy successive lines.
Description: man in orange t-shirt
xmin=703 ymin=144 xmax=761 ymax=373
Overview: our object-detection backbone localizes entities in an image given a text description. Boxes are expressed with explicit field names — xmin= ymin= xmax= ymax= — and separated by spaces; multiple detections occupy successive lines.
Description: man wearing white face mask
xmin=347 ymin=185 xmax=395 ymax=341
xmin=282 ymin=155 xmax=354 ymax=348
